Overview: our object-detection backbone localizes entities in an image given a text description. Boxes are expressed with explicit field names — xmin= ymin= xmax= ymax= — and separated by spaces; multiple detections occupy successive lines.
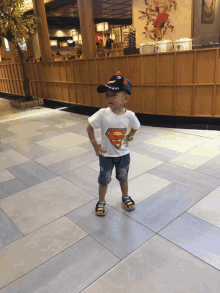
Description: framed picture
xmin=202 ymin=0 xmax=216 ymax=23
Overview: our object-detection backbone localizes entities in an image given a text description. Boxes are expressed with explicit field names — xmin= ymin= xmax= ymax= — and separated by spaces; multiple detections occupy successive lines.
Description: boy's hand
xmin=95 ymin=144 xmax=106 ymax=156
xmin=123 ymin=136 xmax=129 ymax=147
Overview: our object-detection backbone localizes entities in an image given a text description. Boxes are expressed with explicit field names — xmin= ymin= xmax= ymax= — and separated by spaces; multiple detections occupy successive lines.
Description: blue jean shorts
xmin=98 ymin=153 xmax=130 ymax=185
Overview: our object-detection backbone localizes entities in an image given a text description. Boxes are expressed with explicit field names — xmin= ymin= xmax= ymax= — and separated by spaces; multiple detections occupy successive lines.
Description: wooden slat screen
xmin=1 ymin=48 xmax=220 ymax=117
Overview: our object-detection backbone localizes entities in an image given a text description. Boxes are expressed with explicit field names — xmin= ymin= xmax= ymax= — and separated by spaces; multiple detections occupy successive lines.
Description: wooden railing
xmin=0 ymin=48 xmax=220 ymax=118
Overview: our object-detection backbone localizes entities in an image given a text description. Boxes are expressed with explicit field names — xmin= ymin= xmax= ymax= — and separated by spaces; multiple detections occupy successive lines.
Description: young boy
xmin=86 ymin=71 xmax=140 ymax=216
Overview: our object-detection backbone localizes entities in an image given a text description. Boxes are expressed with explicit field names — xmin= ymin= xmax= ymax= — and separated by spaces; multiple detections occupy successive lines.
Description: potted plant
xmin=0 ymin=0 xmax=42 ymax=108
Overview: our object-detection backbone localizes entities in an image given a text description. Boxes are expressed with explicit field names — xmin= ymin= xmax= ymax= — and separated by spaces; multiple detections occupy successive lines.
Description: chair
xmin=110 ymin=42 xmax=124 ymax=57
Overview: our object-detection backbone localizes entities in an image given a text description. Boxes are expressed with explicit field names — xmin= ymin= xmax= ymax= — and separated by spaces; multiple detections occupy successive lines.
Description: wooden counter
xmin=1 ymin=47 xmax=220 ymax=118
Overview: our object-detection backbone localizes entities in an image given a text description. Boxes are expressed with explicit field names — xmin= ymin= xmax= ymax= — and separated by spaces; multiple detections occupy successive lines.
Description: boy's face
xmin=105 ymin=90 xmax=129 ymax=108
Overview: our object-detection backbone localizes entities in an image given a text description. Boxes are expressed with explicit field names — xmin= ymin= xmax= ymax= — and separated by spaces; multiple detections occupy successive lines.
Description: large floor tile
xmin=7 ymin=121 xmax=51 ymax=135
xmin=35 ymin=132 xmax=90 ymax=151
xmin=86 ymin=151 xmax=164 ymax=182
xmin=129 ymin=141 xmax=181 ymax=162
xmin=168 ymin=144 xmax=220 ymax=170
xmin=105 ymin=172 xmax=172 ymax=213
xmin=173 ymin=128 xmax=220 ymax=138
xmin=0 ymin=177 xmax=94 ymax=235
xmin=7 ymin=161 xmax=57 ymax=188
xmin=28 ymin=118 xmax=61 ymax=127
xmin=148 ymin=162 xmax=220 ymax=194
xmin=0 ymin=129 xmax=16 ymax=140
xmin=0 ymin=209 xmax=23 ymax=249
xmin=0 ymin=132 xmax=44 ymax=149
xmin=77 ymin=138 xmax=102 ymax=152
xmin=0 ymin=150 xmax=30 ymax=171
xmin=187 ymin=186 xmax=220 ymax=229
xmin=145 ymin=131 xmax=209 ymax=152
xmin=12 ymin=143 xmax=54 ymax=160
xmin=0 ymin=235 xmax=119 ymax=293
xmin=62 ymin=123 xmax=101 ymax=138
xmin=0 ymin=142 xmax=10 ymax=152
xmin=0 ymin=217 xmax=87 ymax=289
xmin=66 ymin=199 xmax=155 ymax=260
xmin=138 ymin=125 xmax=174 ymax=135
xmin=124 ymin=183 xmax=205 ymax=232
xmin=47 ymin=151 xmax=98 ymax=175
xmin=34 ymin=145 xmax=89 ymax=167
xmin=159 ymin=213 xmax=220 ymax=270
xmin=61 ymin=166 xmax=119 ymax=197
xmin=0 ymin=170 xmax=15 ymax=183
xmin=82 ymin=235 xmax=220 ymax=293
xmin=195 ymin=153 xmax=220 ymax=178
xmin=0 ymin=178 xmax=28 ymax=200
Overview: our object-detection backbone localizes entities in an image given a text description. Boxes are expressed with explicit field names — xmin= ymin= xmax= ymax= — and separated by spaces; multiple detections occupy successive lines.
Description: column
xmin=78 ymin=0 xmax=96 ymax=59
xmin=32 ymin=0 xmax=52 ymax=61
xmin=32 ymin=29 xmax=41 ymax=59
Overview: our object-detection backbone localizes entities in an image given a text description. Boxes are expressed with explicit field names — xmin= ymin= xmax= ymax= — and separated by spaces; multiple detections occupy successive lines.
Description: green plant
xmin=0 ymin=0 xmax=40 ymax=100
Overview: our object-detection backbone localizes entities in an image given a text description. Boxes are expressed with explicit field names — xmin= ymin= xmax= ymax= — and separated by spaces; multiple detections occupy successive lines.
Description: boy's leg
xmin=115 ymin=154 xmax=134 ymax=209
xmin=99 ymin=184 xmax=108 ymax=202
xmin=96 ymin=184 xmax=108 ymax=215
xmin=119 ymin=180 xmax=128 ymax=198
xmin=97 ymin=156 xmax=114 ymax=214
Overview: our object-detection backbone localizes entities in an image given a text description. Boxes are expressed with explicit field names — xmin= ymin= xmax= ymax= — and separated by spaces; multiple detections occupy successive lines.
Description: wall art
xmin=138 ymin=0 xmax=177 ymax=41
xmin=202 ymin=0 xmax=216 ymax=23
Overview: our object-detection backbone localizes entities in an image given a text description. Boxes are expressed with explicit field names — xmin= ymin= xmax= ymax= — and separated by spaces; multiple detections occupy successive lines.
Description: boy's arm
xmin=86 ymin=124 xmax=98 ymax=149
xmin=127 ymin=128 xmax=138 ymax=138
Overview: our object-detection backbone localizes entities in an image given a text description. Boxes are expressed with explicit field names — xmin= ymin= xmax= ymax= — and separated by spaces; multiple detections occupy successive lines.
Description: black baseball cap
xmin=97 ymin=71 xmax=132 ymax=95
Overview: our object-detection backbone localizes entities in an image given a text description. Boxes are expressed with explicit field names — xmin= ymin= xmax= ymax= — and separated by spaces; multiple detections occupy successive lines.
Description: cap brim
xmin=97 ymin=85 xmax=121 ymax=93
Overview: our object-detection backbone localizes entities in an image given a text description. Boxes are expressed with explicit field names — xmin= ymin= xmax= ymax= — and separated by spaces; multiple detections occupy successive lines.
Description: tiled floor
xmin=0 ymin=100 xmax=220 ymax=292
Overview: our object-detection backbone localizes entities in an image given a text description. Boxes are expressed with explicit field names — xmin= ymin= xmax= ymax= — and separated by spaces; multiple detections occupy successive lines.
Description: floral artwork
xmin=138 ymin=0 xmax=177 ymax=41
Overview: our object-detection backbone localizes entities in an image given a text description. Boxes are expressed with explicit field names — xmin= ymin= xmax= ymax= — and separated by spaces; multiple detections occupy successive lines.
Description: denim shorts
xmin=98 ymin=153 xmax=130 ymax=185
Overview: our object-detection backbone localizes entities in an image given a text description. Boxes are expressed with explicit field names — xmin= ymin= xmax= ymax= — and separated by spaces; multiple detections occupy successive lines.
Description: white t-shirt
xmin=88 ymin=107 xmax=141 ymax=157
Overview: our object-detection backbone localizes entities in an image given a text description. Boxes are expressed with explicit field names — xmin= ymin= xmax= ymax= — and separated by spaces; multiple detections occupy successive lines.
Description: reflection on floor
xmin=0 ymin=98 xmax=220 ymax=292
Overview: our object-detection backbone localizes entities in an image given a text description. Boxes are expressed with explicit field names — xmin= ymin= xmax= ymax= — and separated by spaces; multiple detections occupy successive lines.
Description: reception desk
xmin=0 ymin=47 xmax=220 ymax=118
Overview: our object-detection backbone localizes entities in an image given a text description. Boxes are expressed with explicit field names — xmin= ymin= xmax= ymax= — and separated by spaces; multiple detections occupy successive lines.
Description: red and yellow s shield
xmin=106 ymin=128 xmax=127 ymax=149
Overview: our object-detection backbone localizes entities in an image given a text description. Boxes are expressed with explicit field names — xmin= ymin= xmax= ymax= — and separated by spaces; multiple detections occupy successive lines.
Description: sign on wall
xmin=202 ymin=0 xmax=216 ymax=23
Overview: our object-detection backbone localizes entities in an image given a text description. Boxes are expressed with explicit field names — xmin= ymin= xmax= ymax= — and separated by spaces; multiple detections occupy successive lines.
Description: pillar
xmin=78 ymin=0 xmax=96 ymax=59
xmin=32 ymin=0 xmax=52 ymax=61
xmin=32 ymin=29 xmax=41 ymax=59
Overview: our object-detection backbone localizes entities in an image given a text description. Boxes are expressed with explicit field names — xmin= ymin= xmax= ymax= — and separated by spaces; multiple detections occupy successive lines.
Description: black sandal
xmin=95 ymin=201 xmax=107 ymax=216
xmin=122 ymin=196 xmax=135 ymax=211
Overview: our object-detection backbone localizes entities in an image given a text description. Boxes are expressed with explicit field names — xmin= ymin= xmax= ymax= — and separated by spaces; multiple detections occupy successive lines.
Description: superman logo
xmin=105 ymin=128 xmax=127 ymax=149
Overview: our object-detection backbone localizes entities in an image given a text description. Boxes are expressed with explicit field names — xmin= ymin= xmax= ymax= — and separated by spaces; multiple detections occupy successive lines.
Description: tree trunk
xmin=16 ymin=45 xmax=33 ymax=101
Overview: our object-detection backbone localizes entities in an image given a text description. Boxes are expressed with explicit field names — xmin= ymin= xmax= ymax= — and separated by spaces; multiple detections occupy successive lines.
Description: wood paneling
xmin=96 ymin=59 xmax=107 ymax=85
xmin=142 ymin=56 xmax=157 ymax=85
xmin=1 ymin=48 xmax=220 ymax=117
xmin=194 ymin=86 xmax=213 ymax=116
xmin=175 ymin=86 xmax=193 ymax=116
xmin=116 ymin=57 xmax=129 ymax=77
xmin=158 ymin=54 xmax=175 ymax=85
xmin=158 ymin=87 xmax=174 ymax=115
xmin=127 ymin=86 xmax=142 ymax=113
xmin=143 ymin=86 xmax=157 ymax=114
xmin=128 ymin=56 xmax=142 ymax=85
xmin=176 ymin=52 xmax=194 ymax=84
xmin=196 ymin=50 xmax=215 ymax=84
